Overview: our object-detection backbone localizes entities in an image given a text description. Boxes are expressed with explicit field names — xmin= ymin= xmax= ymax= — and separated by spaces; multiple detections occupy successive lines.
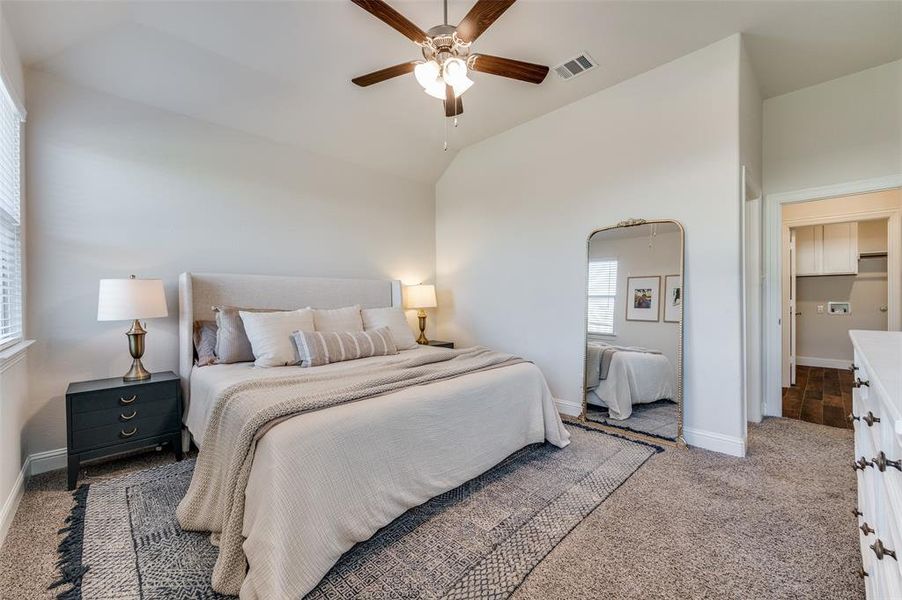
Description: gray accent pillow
xmin=193 ymin=320 xmax=218 ymax=367
xmin=292 ymin=327 xmax=398 ymax=368
xmin=213 ymin=306 xmax=275 ymax=364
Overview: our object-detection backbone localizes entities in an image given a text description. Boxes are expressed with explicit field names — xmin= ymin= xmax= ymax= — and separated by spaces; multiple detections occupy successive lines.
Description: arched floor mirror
xmin=580 ymin=218 xmax=686 ymax=447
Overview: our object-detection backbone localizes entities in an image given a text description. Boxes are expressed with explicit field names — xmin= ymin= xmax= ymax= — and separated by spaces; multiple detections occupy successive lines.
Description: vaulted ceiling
xmin=4 ymin=1 xmax=901 ymax=184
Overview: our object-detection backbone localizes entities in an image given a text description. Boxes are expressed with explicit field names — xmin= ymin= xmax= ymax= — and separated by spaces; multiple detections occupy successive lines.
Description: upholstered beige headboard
xmin=178 ymin=272 xmax=402 ymax=399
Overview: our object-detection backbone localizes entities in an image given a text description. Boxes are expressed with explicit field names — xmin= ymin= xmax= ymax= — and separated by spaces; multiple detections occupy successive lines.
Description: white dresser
xmin=850 ymin=330 xmax=902 ymax=598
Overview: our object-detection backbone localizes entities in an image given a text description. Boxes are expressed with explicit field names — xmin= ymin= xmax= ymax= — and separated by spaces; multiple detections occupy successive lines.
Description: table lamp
xmin=404 ymin=284 xmax=437 ymax=344
xmin=97 ymin=275 xmax=168 ymax=381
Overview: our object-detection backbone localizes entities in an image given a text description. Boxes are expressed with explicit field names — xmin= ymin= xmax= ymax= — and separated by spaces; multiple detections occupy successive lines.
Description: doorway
xmin=766 ymin=185 xmax=902 ymax=421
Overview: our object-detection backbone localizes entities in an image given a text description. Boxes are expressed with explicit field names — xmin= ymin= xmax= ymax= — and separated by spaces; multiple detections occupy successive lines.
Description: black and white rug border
xmin=52 ymin=427 xmax=658 ymax=599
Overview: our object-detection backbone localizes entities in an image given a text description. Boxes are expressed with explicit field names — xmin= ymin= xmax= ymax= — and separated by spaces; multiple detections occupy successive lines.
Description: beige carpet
xmin=0 ymin=418 xmax=861 ymax=600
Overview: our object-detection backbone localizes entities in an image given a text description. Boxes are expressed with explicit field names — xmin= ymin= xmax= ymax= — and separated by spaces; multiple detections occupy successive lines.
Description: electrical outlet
xmin=817 ymin=305 xmax=825 ymax=313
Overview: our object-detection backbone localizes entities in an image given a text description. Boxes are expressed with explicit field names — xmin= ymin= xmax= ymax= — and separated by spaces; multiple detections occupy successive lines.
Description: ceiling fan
xmin=350 ymin=0 xmax=549 ymax=118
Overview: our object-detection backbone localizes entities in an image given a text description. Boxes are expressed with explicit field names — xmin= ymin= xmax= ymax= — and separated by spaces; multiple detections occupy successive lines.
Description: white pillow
xmin=239 ymin=308 xmax=315 ymax=367
xmin=361 ymin=306 xmax=418 ymax=350
xmin=313 ymin=305 xmax=363 ymax=332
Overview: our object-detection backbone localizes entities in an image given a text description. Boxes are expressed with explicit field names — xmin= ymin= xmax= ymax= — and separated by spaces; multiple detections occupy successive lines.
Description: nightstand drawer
xmin=70 ymin=381 xmax=177 ymax=414
xmin=71 ymin=395 xmax=179 ymax=431
xmin=71 ymin=412 xmax=180 ymax=452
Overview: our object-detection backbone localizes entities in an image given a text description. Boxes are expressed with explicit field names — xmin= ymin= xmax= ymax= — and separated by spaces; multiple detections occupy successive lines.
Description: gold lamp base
xmin=123 ymin=319 xmax=152 ymax=382
xmin=416 ymin=309 xmax=429 ymax=345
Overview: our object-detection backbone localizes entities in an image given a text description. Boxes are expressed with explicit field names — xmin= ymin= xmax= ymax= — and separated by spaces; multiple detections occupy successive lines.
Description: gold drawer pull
xmin=853 ymin=509 xmax=863 ymax=517
xmin=850 ymin=363 xmax=859 ymax=372
xmin=853 ymin=378 xmax=870 ymax=389
xmin=863 ymin=412 xmax=881 ymax=426
xmin=120 ymin=395 xmax=137 ymax=405
xmin=871 ymin=539 xmax=897 ymax=561
xmin=120 ymin=410 xmax=137 ymax=421
xmin=852 ymin=457 xmax=871 ymax=471
xmin=849 ymin=413 xmax=860 ymax=423
xmin=857 ymin=568 xmax=868 ymax=578
xmin=860 ymin=522 xmax=875 ymax=536
xmin=120 ymin=427 xmax=138 ymax=438
xmin=871 ymin=452 xmax=902 ymax=473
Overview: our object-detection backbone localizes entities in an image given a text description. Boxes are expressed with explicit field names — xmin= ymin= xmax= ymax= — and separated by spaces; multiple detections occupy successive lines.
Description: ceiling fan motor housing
xmin=423 ymin=24 xmax=471 ymax=67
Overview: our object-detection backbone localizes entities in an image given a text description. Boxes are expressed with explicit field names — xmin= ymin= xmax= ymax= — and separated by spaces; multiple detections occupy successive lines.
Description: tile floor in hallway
xmin=782 ymin=365 xmax=853 ymax=429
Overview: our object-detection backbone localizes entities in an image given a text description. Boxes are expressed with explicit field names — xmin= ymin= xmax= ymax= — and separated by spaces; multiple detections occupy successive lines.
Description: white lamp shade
xmin=97 ymin=278 xmax=168 ymax=321
xmin=404 ymin=284 xmax=437 ymax=309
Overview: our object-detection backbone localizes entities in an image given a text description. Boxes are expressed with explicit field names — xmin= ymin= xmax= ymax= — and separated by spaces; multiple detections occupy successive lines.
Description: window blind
xmin=0 ymin=79 xmax=23 ymax=350
xmin=587 ymin=259 xmax=617 ymax=335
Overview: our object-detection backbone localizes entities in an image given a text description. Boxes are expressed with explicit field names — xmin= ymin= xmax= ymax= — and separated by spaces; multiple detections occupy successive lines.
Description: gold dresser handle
xmin=853 ymin=378 xmax=870 ymax=389
xmin=120 ymin=410 xmax=137 ymax=421
xmin=863 ymin=412 xmax=881 ymax=427
xmin=120 ymin=395 xmax=137 ymax=405
xmin=120 ymin=427 xmax=138 ymax=438
xmin=860 ymin=522 xmax=875 ymax=536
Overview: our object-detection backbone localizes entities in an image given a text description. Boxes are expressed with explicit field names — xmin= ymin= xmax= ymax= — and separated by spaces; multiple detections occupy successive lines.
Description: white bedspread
xmin=587 ymin=351 xmax=674 ymax=420
xmin=185 ymin=346 xmax=569 ymax=599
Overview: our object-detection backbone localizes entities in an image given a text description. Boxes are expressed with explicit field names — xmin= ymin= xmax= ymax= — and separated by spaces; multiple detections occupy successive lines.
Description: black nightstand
xmin=426 ymin=340 xmax=454 ymax=349
xmin=65 ymin=371 xmax=183 ymax=490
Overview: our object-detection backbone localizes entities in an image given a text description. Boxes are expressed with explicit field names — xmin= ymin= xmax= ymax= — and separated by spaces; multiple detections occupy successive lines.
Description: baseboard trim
xmin=554 ymin=397 xmax=582 ymax=417
xmin=0 ymin=460 xmax=26 ymax=549
xmin=28 ymin=447 xmax=67 ymax=476
xmin=683 ymin=427 xmax=746 ymax=457
xmin=797 ymin=356 xmax=851 ymax=370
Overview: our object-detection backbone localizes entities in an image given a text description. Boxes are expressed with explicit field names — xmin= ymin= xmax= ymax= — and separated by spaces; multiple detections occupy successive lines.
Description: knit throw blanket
xmin=176 ymin=346 xmax=524 ymax=595
xmin=585 ymin=342 xmax=661 ymax=389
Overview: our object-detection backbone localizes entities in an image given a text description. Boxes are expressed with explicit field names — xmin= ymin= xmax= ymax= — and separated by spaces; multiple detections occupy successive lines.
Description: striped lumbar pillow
xmin=292 ymin=327 xmax=398 ymax=367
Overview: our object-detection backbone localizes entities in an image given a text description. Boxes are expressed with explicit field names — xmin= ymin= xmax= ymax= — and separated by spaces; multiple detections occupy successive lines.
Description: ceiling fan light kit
xmin=351 ymin=0 xmax=549 ymax=130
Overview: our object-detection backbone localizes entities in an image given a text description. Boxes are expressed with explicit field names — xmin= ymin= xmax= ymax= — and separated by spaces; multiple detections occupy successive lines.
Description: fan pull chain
xmin=443 ymin=116 xmax=448 ymax=151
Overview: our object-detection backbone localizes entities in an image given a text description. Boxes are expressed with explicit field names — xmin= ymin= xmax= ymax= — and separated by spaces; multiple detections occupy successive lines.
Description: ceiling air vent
xmin=554 ymin=53 xmax=597 ymax=81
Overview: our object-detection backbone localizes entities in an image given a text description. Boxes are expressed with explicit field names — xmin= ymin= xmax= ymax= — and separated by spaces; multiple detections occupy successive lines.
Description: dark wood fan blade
xmin=468 ymin=53 xmax=549 ymax=84
xmin=352 ymin=61 xmax=418 ymax=87
xmin=350 ymin=0 xmax=429 ymax=45
xmin=444 ymin=85 xmax=463 ymax=117
xmin=456 ymin=0 xmax=516 ymax=43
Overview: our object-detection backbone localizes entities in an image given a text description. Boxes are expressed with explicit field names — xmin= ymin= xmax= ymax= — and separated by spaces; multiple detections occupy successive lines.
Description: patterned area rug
xmin=586 ymin=399 xmax=678 ymax=440
xmin=54 ymin=426 xmax=657 ymax=599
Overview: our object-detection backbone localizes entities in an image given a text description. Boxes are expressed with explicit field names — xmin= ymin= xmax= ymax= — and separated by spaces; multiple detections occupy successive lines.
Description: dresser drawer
xmin=71 ymin=395 xmax=179 ymax=431
xmin=70 ymin=380 xmax=179 ymax=414
xmin=71 ymin=412 xmax=180 ymax=452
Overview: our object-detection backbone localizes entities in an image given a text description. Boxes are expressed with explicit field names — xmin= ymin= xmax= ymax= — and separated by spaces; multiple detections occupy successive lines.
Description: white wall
xmin=739 ymin=38 xmax=763 ymax=424
xmin=0 ymin=2 xmax=24 ymax=110
xmin=23 ymin=70 xmax=436 ymax=458
xmin=0 ymin=3 xmax=28 ymax=548
xmin=764 ymin=60 xmax=902 ymax=195
xmin=739 ymin=41 xmax=762 ymax=187
xmin=796 ymin=251 xmax=887 ymax=362
xmin=435 ymin=35 xmax=746 ymax=456
xmin=589 ymin=228 xmax=681 ymax=390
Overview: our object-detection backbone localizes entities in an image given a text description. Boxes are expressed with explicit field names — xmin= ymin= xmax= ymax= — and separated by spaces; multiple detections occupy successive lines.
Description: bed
xmin=585 ymin=341 xmax=674 ymax=420
xmin=177 ymin=273 xmax=569 ymax=599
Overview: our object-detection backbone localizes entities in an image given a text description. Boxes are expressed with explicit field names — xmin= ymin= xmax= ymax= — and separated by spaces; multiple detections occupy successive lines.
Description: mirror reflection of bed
xmin=583 ymin=220 xmax=683 ymax=442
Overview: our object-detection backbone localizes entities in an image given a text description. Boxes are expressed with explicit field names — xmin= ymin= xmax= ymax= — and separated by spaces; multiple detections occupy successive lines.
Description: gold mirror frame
xmin=570 ymin=218 xmax=686 ymax=449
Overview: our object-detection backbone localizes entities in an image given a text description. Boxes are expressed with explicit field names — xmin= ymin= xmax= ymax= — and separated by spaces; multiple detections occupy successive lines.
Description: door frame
xmin=763 ymin=175 xmax=902 ymax=417
xmin=740 ymin=166 xmax=764 ymax=425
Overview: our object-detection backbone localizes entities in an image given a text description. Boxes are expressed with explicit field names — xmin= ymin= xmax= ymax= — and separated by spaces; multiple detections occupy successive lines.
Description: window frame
xmin=587 ymin=258 xmax=618 ymax=337
xmin=0 ymin=73 xmax=26 ymax=353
